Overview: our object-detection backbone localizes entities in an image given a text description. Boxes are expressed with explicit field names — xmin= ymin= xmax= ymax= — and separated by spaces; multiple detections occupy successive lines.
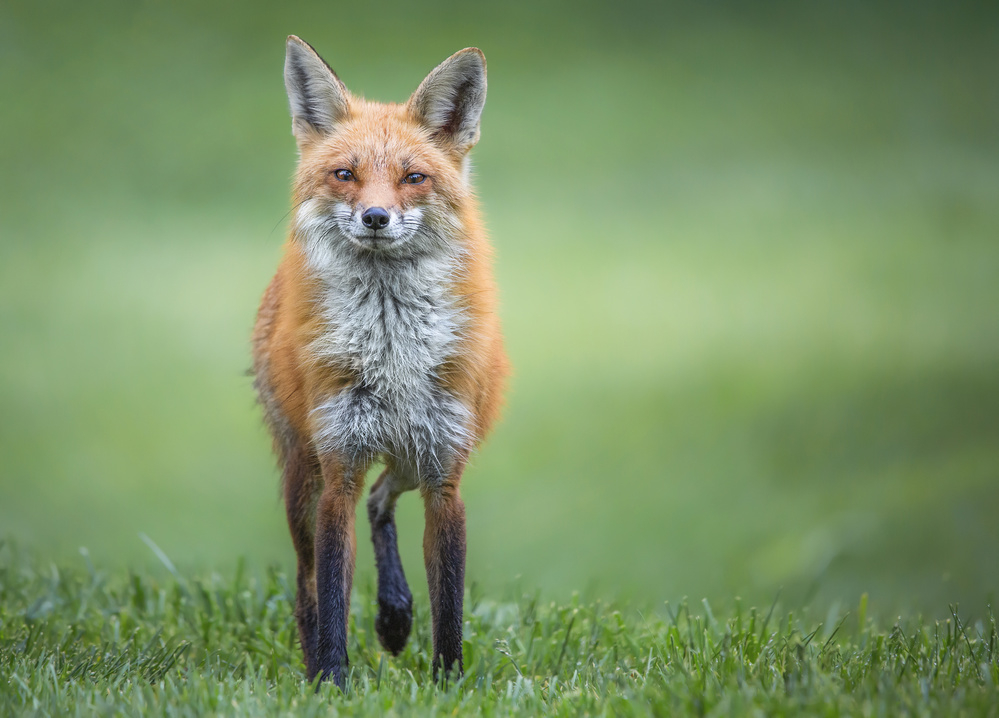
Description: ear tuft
xmin=284 ymin=36 xmax=350 ymax=143
xmin=408 ymin=48 xmax=487 ymax=153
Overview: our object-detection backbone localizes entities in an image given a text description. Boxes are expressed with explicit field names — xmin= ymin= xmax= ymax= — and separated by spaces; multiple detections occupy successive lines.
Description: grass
xmin=2 ymin=543 xmax=998 ymax=716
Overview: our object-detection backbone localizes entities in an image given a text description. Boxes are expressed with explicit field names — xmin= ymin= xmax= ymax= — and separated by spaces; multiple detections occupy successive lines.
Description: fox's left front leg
xmin=421 ymin=457 xmax=468 ymax=682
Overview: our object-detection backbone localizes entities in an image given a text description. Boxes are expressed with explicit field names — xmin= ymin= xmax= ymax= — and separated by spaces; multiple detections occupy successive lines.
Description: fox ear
xmin=284 ymin=36 xmax=350 ymax=144
xmin=408 ymin=48 xmax=487 ymax=154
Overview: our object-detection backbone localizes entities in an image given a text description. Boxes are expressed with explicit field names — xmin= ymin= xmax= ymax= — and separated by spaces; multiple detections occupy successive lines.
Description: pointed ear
xmin=284 ymin=36 xmax=351 ymax=145
xmin=407 ymin=48 xmax=487 ymax=154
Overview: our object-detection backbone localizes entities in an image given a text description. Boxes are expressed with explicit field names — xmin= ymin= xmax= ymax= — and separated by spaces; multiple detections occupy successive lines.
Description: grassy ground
xmin=2 ymin=544 xmax=997 ymax=716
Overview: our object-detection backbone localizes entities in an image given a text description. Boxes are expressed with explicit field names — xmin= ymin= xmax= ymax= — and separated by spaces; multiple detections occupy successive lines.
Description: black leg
xmin=422 ymin=482 xmax=466 ymax=682
xmin=313 ymin=457 xmax=363 ymax=690
xmin=368 ymin=468 xmax=414 ymax=655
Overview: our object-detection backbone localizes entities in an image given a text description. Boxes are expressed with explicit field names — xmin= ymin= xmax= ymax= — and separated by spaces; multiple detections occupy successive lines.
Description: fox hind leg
xmin=282 ymin=439 xmax=323 ymax=679
xmin=367 ymin=465 xmax=416 ymax=655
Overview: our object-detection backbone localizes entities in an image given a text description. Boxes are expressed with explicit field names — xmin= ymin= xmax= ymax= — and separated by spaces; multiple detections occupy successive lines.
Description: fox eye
xmin=333 ymin=169 xmax=355 ymax=181
xmin=403 ymin=173 xmax=426 ymax=185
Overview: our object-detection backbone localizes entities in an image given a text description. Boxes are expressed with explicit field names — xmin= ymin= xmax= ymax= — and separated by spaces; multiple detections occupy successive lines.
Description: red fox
xmin=252 ymin=36 xmax=507 ymax=689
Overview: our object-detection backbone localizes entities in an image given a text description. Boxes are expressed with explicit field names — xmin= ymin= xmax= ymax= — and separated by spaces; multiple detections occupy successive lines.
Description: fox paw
xmin=375 ymin=597 xmax=413 ymax=655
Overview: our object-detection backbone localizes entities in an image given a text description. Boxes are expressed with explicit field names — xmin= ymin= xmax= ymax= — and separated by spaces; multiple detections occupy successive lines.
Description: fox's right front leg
xmin=313 ymin=453 xmax=366 ymax=690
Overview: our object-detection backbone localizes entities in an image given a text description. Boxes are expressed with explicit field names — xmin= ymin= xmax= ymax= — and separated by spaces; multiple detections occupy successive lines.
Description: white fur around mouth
xmin=347 ymin=233 xmax=404 ymax=250
xmin=295 ymin=198 xmax=462 ymax=272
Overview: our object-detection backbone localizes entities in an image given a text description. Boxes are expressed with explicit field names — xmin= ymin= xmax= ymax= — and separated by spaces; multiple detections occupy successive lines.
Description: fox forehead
xmin=295 ymin=106 xmax=464 ymax=205
xmin=304 ymin=102 xmax=448 ymax=171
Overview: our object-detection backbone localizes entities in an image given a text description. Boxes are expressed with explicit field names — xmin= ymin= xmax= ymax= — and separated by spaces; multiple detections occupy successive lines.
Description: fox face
xmin=285 ymin=37 xmax=486 ymax=259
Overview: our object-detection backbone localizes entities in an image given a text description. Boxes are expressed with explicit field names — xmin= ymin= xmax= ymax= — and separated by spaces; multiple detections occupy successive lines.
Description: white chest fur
xmin=303 ymin=234 xmax=472 ymax=477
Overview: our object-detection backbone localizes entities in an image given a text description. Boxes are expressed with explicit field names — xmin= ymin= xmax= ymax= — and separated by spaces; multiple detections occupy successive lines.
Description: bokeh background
xmin=2 ymin=0 xmax=997 ymax=617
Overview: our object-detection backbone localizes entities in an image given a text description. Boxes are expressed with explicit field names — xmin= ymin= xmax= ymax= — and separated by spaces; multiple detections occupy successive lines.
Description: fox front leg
xmin=313 ymin=455 xmax=365 ymax=690
xmin=421 ymin=473 xmax=467 ymax=682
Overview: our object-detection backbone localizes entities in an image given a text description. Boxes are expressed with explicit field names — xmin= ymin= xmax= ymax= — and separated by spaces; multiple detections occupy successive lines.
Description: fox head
xmin=284 ymin=36 xmax=486 ymax=259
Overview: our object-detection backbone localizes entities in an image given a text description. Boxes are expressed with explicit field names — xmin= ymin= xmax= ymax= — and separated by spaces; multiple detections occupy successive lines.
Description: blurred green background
xmin=1 ymin=0 xmax=997 ymax=617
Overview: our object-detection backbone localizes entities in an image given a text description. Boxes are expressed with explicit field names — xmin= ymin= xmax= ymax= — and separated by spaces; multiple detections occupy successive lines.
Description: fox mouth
xmin=295 ymin=199 xmax=438 ymax=259
xmin=347 ymin=232 xmax=404 ymax=251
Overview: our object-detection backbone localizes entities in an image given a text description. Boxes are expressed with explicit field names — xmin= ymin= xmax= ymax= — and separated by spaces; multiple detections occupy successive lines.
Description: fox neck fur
xmin=295 ymin=197 xmax=473 ymax=479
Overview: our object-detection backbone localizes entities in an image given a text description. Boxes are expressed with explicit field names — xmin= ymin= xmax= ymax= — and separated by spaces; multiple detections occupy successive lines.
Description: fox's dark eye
xmin=403 ymin=173 xmax=426 ymax=185
xmin=333 ymin=169 xmax=355 ymax=181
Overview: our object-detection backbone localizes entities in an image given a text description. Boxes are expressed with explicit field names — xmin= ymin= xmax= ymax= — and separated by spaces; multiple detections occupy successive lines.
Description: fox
xmin=251 ymin=36 xmax=507 ymax=689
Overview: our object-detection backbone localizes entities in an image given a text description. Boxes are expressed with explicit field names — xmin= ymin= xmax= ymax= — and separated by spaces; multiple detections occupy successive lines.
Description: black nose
xmin=361 ymin=207 xmax=390 ymax=230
